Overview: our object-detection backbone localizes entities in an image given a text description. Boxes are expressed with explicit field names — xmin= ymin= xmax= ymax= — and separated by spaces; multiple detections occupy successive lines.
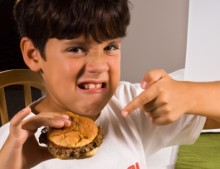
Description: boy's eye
xmin=104 ymin=45 xmax=119 ymax=51
xmin=67 ymin=47 xmax=84 ymax=53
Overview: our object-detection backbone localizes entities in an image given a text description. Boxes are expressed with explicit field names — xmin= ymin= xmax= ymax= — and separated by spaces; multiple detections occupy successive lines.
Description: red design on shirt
xmin=127 ymin=162 xmax=140 ymax=169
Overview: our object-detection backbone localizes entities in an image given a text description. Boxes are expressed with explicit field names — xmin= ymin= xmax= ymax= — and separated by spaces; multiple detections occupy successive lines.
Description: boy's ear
xmin=20 ymin=37 xmax=43 ymax=71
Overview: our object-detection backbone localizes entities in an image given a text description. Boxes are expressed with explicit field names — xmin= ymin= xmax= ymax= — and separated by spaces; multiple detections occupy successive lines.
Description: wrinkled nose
xmin=85 ymin=54 xmax=109 ymax=74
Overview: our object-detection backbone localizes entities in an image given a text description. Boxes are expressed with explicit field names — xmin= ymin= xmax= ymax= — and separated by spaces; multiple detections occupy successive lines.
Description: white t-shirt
xmin=0 ymin=70 xmax=206 ymax=169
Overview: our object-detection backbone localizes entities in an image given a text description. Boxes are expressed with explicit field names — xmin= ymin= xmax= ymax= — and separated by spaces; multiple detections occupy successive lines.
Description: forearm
xmin=186 ymin=81 xmax=220 ymax=122
xmin=0 ymin=136 xmax=23 ymax=169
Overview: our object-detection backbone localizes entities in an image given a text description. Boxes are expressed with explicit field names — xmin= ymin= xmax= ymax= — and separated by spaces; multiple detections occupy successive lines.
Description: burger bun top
xmin=48 ymin=112 xmax=98 ymax=148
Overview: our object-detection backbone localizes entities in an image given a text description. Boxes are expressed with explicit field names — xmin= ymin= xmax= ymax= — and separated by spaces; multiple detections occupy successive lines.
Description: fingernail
xmin=122 ymin=111 xmax=128 ymax=117
xmin=63 ymin=114 xmax=69 ymax=119
xmin=141 ymin=81 xmax=147 ymax=89
xmin=65 ymin=119 xmax=71 ymax=126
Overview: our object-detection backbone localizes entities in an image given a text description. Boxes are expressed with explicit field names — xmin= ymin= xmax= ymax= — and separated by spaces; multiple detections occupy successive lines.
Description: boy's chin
xmin=75 ymin=110 xmax=102 ymax=119
xmin=79 ymin=101 xmax=108 ymax=115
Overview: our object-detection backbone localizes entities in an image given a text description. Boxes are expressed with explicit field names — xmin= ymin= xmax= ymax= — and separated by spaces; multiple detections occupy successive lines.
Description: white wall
xmin=185 ymin=0 xmax=220 ymax=82
xmin=121 ymin=0 xmax=189 ymax=82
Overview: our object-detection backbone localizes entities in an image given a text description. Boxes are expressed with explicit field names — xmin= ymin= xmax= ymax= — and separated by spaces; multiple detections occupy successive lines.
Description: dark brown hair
xmin=14 ymin=0 xmax=131 ymax=58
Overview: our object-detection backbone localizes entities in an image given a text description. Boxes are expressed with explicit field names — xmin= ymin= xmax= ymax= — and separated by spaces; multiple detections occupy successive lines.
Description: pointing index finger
xmin=121 ymin=86 xmax=157 ymax=117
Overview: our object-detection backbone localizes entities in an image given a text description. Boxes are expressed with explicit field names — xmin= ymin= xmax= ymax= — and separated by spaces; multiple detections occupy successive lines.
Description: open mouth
xmin=78 ymin=82 xmax=107 ymax=90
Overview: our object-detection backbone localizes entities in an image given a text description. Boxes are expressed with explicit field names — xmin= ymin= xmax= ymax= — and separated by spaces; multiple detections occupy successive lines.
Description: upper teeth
xmin=84 ymin=83 xmax=102 ymax=89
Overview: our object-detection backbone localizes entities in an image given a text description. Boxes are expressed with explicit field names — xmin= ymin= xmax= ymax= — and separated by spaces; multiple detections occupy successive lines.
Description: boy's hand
xmin=122 ymin=69 xmax=191 ymax=125
xmin=9 ymin=107 xmax=71 ymax=147
xmin=8 ymin=107 xmax=34 ymax=148
xmin=3 ymin=107 xmax=71 ymax=169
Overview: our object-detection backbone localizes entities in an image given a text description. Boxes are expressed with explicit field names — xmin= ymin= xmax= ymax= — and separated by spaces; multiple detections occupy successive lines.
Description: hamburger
xmin=39 ymin=112 xmax=104 ymax=159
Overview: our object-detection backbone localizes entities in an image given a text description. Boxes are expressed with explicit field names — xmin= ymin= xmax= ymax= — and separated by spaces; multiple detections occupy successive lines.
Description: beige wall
xmin=121 ymin=0 xmax=189 ymax=82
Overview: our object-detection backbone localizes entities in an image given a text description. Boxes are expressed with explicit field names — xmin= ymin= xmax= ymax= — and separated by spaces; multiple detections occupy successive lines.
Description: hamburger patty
xmin=39 ymin=126 xmax=104 ymax=158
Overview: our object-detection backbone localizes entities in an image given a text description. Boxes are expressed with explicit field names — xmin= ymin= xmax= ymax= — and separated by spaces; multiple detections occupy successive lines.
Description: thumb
xmin=141 ymin=69 xmax=167 ymax=89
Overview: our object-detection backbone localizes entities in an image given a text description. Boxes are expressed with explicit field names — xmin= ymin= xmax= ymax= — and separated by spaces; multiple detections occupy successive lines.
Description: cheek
xmin=109 ymin=55 xmax=121 ymax=73
xmin=114 ymin=57 xmax=121 ymax=78
xmin=109 ymin=61 xmax=121 ymax=90
xmin=42 ymin=66 xmax=71 ymax=93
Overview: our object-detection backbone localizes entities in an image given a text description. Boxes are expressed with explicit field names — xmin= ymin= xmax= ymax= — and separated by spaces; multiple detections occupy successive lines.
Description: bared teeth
xmin=96 ymin=83 xmax=102 ymax=88
xmin=88 ymin=84 xmax=95 ymax=89
xmin=82 ymin=83 xmax=103 ymax=90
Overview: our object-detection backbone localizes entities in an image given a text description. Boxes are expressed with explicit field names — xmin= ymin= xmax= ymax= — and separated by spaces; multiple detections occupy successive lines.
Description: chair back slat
xmin=0 ymin=88 xmax=8 ymax=125
xmin=24 ymin=84 xmax=33 ymax=106
xmin=0 ymin=69 xmax=44 ymax=125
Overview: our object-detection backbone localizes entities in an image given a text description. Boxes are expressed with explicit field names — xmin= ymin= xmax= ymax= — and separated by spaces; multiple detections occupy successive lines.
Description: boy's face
xmin=39 ymin=36 xmax=121 ymax=118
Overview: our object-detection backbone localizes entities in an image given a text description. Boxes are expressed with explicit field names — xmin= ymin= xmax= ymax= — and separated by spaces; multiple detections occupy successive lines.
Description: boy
xmin=1 ymin=0 xmax=220 ymax=168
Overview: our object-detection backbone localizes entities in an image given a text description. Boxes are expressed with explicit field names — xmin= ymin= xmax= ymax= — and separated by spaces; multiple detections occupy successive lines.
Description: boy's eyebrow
xmin=62 ymin=39 xmax=86 ymax=45
xmin=110 ymin=38 xmax=121 ymax=42
xmin=62 ymin=38 xmax=121 ymax=46
xmin=106 ymin=38 xmax=121 ymax=44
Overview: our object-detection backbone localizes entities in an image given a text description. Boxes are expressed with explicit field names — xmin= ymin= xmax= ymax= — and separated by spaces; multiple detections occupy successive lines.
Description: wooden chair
xmin=0 ymin=69 xmax=44 ymax=125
